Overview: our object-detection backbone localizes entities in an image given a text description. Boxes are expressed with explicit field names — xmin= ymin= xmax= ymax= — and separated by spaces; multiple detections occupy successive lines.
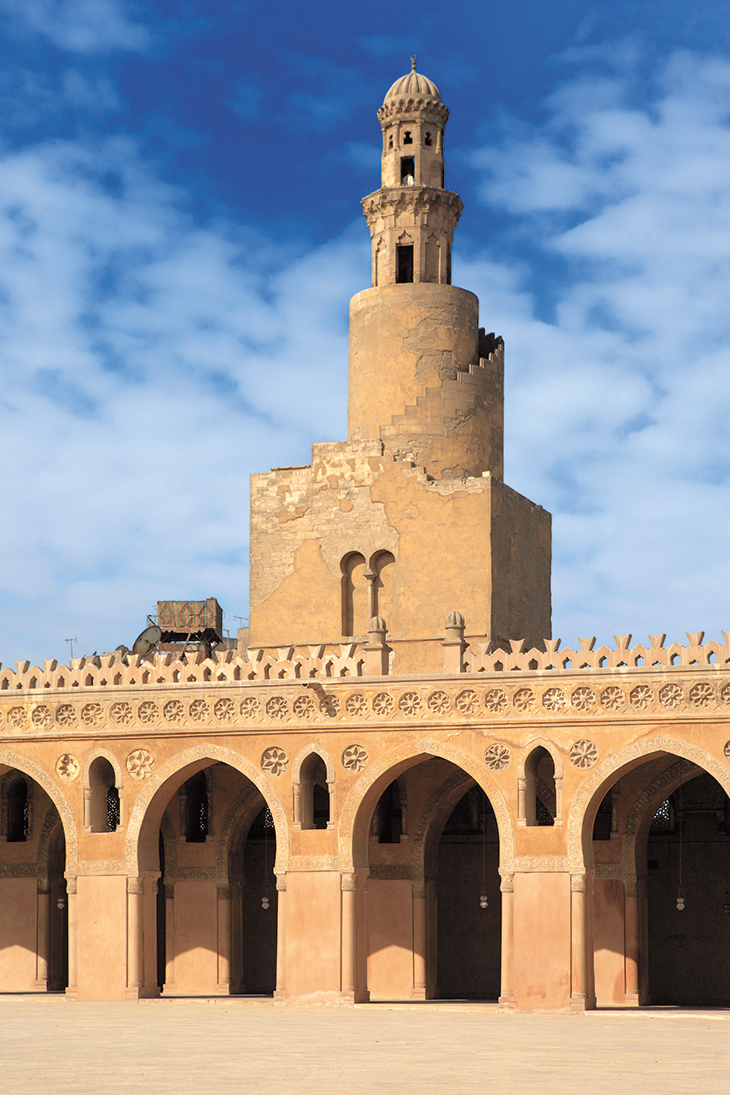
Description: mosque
xmin=0 ymin=62 xmax=729 ymax=1011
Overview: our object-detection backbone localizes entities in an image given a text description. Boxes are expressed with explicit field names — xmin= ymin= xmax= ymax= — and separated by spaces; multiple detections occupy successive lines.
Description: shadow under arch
xmin=124 ymin=743 xmax=288 ymax=875
xmin=568 ymin=733 xmax=730 ymax=872
xmin=338 ymin=737 xmax=513 ymax=873
xmin=0 ymin=749 xmax=78 ymax=873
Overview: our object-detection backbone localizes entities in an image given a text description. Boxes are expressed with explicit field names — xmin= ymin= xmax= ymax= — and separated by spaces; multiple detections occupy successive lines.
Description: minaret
xmin=348 ymin=59 xmax=504 ymax=482
xmin=248 ymin=64 xmax=551 ymax=661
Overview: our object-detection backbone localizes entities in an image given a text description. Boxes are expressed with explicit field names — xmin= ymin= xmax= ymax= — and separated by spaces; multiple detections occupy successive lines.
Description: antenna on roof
xmin=65 ymin=636 xmax=78 ymax=660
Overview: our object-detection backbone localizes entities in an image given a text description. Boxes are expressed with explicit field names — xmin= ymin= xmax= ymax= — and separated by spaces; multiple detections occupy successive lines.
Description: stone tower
xmin=248 ymin=62 xmax=551 ymax=671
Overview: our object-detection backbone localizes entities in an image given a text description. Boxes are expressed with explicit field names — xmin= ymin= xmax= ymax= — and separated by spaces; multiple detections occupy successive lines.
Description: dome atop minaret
xmin=383 ymin=56 xmax=442 ymax=104
xmin=379 ymin=56 xmax=448 ymax=122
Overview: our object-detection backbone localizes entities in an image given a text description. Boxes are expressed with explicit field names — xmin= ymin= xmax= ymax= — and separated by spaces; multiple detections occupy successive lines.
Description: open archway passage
xmin=0 ymin=769 xmax=67 ymax=992
xmin=151 ymin=762 xmax=278 ymax=997
xmin=231 ymin=804 xmax=278 ymax=994
xmin=437 ymin=786 xmax=501 ymax=999
xmin=646 ymin=772 xmax=730 ymax=1006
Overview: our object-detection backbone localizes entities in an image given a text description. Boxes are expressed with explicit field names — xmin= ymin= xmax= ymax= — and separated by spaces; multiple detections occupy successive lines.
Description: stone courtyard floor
xmin=1 ymin=996 xmax=729 ymax=1095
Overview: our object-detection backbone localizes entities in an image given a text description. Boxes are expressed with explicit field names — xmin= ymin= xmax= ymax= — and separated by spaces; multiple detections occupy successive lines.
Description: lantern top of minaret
xmin=379 ymin=56 xmax=448 ymax=123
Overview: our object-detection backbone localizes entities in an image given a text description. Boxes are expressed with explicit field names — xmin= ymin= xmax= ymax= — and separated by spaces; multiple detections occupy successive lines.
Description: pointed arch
xmin=124 ymin=744 xmax=288 ymax=875
xmin=338 ymin=737 xmax=513 ymax=872
xmin=567 ymin=733 xmax=730 ymax=871
xmin=0 ymin=750 xmax=78 ymax=873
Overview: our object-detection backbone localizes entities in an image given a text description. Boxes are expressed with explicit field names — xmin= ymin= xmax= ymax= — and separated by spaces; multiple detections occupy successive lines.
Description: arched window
xmin=371 ymin=550 xmax=395 ymax=624
xmin=6 ymin=775 xmax=29 ymax=842
xmin=88 ymin=757 xmax=120 ymax=833
xmin=376 ymin=780 xmax=403 ymax=844
xmin=183 ymin=771 xmax=209 ymax=843
xmin=524 ymin=747 xmax=556 ymax=827
xmin=341 ymin=552 xmax=367 ymax=637
xmin=298 ymin=754 xmax=330 ymax=830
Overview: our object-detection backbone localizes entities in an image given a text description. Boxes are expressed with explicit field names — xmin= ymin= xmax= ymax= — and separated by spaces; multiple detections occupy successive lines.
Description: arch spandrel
xmin=0 ymin=750 xmax=78 ymax=873
xmin=337 ymin=737 xmax=513 ymax=872
xmin=567 ymin=733 xmax=730 ymax=872
xmin=124 ymin=744 xmax=288 ymax=875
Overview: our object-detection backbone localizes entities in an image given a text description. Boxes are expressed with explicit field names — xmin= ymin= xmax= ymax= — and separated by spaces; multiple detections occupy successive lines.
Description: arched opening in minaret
xmin=341 ymin=552 xmax=368 ymax=637
xmin=400 ymin=157 xmax=415 ymax=185
xmin=396 ymin=244 xmax=414 ymax=284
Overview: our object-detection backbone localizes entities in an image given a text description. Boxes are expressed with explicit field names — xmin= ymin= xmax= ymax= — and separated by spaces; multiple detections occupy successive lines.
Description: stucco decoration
xmin=620 ymin=758 xmax=700 ymax=878
xmin=412 ymin=768 xmax=473 ymax=878
xmin=124 ymin=743 xmax=288 ymax=874
xmin=342 ymin=745 xmax=369 ymax=772
xmin=337 ymin=736 xmax=514 ymax=873
xmin=724 ymin=740 xmax=730 ymax=759
xmin=569 ymin=740 xmax=598 ymax=769
xmin=261 ymin=747 xmax=288 ymax=776
xmin=484 ymin=744 xmax=511 ymax=771
xmin=567 ymin=734 xmax=730 ymax=871
xmin=215 ymin=783 xmax=261 ymax=880
xmin=126 ymin=750 xmax=155 ymax=780
xmin=0 ymin=748 xmax=78 ymax=873
xmin=56 ymin=754 xmax=79 ymax=780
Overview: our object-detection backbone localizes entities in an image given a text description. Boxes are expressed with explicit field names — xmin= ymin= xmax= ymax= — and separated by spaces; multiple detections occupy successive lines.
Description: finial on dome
xmin=410 ymin=54 xmax=417 ymax=72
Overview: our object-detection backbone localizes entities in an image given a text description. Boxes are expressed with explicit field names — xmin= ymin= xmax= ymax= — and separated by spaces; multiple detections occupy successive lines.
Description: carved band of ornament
xmin=511 ymin=857 xmax=571 ymax=873
xmin=126 ymin=877 xmax=144 ymax=895
xmin=288 ymin=856 xmax=340 ymax=872
xmin=77 ymin=861 xmax=126 ymax=875
xmin=594 ymin=864 xmax=626 ymax=880
xmin=570 ymin=874 xmax=588 ymax=893
xmin=0 ymin=865 xmax=37 ymax=879
xmin=369 ymin=865 xmax=412 ymax=882
xmin=341 ymin=873 xmax=358 ymax=892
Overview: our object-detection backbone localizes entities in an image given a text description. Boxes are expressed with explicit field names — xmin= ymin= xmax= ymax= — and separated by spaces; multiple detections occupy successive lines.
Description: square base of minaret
xmin=248 ymin=439 xmax=550 ymax=670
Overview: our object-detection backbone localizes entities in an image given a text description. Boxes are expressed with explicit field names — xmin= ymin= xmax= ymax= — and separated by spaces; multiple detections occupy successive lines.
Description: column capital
xmin=341 ymin=872 xmax=358 ymax=892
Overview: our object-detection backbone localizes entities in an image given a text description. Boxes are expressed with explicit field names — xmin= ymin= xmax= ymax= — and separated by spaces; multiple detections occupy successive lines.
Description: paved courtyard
xmin=2 ymin=996 xmax=728 ymax=1095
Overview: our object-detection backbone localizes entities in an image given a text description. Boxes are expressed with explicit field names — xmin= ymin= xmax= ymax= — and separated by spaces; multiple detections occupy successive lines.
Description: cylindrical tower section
xmin=348 ymin=284 xmax=504 ymax=480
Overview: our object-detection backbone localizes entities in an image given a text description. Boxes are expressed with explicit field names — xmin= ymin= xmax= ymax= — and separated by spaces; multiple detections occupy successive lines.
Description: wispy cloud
xmin=467 ymin=44 xmax=730 ymax=645
xmin=0 ymin=0 xmax=151 ymax=53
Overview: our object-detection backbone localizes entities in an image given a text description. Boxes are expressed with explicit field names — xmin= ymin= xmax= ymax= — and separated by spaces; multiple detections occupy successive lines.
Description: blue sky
xmin=2 ymin=0 xmax=730 ymax=664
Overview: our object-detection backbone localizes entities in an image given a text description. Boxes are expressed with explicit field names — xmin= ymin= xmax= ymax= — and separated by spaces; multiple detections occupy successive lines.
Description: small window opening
xmin=400 ymin=156 xmax=415 ymax=185
xmin=184 ymin=771 xmax=209 ymax=842
xmin=403 ymin=130 xmax=413 ymax=145
xmin=107 ymin=786 xmax=120 ymax=831
xmin=6 ymin=777 xmax=29 ymax=842
xmin=536 ymin=798 xmax=553 ymax=827
xmin=592 ymin=792 xmax=613 ymax=840
xmin=425 ymin=131 xmax=433 ymax=146
xmin=377 ymin=780 xmax=403 ymax=843
xmin=300 ymin=754 xmax=330 ymax=830
xmin=88 ymin=757 xmax=119 ymax=833
xmin=396 ymin=244 xmax=414 ymax=284
xmin=388 ymin=133 xmax=393 ymax=149
xmin=440 ymin=165 xmax=445 ymax=188
xmin=651 ymin=798 xmax=672 ymax=831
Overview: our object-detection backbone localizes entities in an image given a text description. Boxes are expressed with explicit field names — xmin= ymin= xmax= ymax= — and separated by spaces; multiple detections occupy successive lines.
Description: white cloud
xmin=0 ymin=129 xmax=365 ymax=664
xmin=0 ymin=0 xmax=150 ymax=53
xmin=467 ymin=45 xmax=730 ymax=647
